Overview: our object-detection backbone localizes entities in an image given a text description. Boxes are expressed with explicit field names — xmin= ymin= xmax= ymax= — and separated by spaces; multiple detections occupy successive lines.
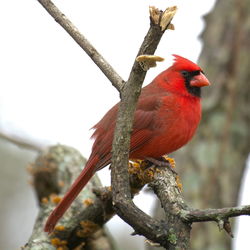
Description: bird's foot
xmin=129 ymin=159 xmax=155 ymax=184
xmin=162 ymin=156 xmax=183 ymax=191
xmin=145 ymin=156 xmax=182 ymax=191
xmin=162 ymin=155 xmax=176 ymax=169
xmin=145 ymin=156 xmax=178 ymax=175
xmin=130 ymin=157 xmax=182 ymax=191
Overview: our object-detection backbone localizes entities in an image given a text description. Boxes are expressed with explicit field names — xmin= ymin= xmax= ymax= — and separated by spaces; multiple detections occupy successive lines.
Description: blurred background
xmin=0 ymin=0 xmax=249 ymax=249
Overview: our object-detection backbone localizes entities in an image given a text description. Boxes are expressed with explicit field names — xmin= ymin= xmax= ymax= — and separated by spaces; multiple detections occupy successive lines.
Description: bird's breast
xmin=131 ymin=96 xmax=201 ymax=158
xmin=161 ymin=96 xmax=201 ymax=151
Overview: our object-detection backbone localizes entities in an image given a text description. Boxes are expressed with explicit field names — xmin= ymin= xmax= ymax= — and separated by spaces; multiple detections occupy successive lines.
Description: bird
xmin=44 ymin=55 xmax=210 ymax=233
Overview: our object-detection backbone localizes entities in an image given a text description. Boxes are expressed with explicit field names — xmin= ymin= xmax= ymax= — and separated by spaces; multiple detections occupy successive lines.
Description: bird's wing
xmin=91 ymin=95 xmax=166 ymax=171
xmin=129 ymin=96 xmax=162 ymax=154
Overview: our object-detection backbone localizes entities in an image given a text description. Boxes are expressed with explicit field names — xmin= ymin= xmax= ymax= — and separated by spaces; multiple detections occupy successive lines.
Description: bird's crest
xmin=172 ymin=54 xmax=201 ymax=72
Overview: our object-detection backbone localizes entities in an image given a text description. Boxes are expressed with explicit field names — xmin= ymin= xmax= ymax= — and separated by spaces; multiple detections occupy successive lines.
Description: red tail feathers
xmin=44 ymin=155 xmax=99 ymax=233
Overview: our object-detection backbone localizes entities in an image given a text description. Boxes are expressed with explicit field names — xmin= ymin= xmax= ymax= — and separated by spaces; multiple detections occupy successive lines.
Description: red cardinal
xmin=44 ymin=55 xmax=210 ymax=233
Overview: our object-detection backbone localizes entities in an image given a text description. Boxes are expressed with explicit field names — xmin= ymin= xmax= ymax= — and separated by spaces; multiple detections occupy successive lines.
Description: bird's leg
xmin=129 ymin=157 xmax=182 ymax=191
xmin=128 ymin=160 xmax=156 ymax=185
xmin=145 ymin=156 xmax=178 ymax=175
xmin=162 ymin=155 xmax=176 ymax=167
xmin=145 ymin=156 xmax=183 ymax=191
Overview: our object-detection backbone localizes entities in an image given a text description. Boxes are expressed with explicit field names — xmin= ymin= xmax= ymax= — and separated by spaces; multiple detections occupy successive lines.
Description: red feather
xmin=44 ymin=55 xmax=210 ymax=233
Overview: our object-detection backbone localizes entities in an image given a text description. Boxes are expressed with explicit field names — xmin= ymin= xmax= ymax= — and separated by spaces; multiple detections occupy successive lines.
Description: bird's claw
xmin=145 ymin=156 xmax=178 ymax=175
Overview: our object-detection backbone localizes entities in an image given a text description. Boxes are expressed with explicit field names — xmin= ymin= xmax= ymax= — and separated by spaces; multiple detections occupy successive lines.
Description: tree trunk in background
xmin=148 ymin=0 xmax=250 ymax=249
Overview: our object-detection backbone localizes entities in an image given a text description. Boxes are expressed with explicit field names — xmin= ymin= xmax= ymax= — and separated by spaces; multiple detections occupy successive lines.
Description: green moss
xmin=167 ymin=228 xmax=177 ymax=245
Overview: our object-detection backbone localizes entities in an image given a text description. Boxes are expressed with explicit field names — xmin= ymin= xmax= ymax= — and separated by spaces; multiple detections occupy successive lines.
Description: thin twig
xmin=37 ymin=0 xmax=124 ymax=91
xmin=181 ymin=205 xmax=250 ymax=222
xmin=0 ymin=132 xmax=42 ymax=152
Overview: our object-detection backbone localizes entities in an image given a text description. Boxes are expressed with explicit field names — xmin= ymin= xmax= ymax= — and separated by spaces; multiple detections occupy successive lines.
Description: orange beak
xmin=190 ymin=72 xmax=210 ymax=87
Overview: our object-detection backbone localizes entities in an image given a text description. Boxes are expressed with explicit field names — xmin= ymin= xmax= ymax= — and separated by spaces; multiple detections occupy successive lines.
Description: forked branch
xmin=36 ymin=0 xmax=177 ymax=247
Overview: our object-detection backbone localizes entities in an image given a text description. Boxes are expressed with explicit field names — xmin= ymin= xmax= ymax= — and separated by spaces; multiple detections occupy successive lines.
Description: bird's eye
xmin=192 ymin=70 xmax=201 ymax=76
xmin=181 ymin=71 xmax=189 ymax=78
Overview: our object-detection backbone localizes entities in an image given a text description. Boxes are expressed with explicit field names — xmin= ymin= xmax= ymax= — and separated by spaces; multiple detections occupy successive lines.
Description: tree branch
xmin=37 ymin=0 xmax=125 ymax=91
xmin=0 ymin=131 xmax=42 ymax=152
xmin=111 ymin=7 xmax=177 ymax=249
xmin=24 ymin=144 xmax=250 ymax=249
xmin=181 ymin=205 xmax=250 ymax=223
xmin=25 ymin=145 xmax=116 ymax=250
xmin=25 ymin=145 xmax=155 ymax=249
xmin=149 ymin=164 xmax=250 ymax=241
xmin=149 ymin=165 xmax=191 ymax=249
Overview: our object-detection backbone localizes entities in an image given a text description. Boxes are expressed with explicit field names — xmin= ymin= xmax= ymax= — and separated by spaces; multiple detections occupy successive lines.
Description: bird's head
xmin=157 ymin=54 xmax=210 ymax=97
